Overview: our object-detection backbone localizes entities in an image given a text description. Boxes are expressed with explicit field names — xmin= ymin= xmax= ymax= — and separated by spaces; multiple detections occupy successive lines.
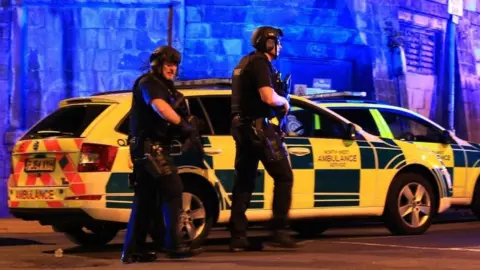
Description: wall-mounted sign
xmin=313 ymin=78 xmax=332 ymax=89
xmin=448 ymin=0 xmax=464 ymax=16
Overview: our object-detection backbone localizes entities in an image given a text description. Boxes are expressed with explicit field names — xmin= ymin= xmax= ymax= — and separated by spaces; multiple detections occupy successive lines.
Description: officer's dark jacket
xmin=232 ymin=51 xmax=277 ymax=119
xmin=129 ymin=73 xmax=184 ymax=144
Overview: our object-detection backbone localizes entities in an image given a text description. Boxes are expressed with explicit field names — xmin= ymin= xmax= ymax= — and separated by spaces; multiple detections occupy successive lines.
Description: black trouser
xmin=229 ymin=116 xmax=294 ymax=237
xmin=122 ymin=141 xmax=184 ymax=256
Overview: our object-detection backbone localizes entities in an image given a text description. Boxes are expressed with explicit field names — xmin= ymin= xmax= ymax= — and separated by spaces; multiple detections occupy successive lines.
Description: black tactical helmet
xmin=251 ymin=26 xmax=283 ymax=53
xmin=149 ymin=45 xmax=181 ymax=67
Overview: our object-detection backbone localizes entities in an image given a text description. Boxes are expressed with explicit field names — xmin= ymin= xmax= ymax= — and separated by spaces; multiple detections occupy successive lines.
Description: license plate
xmin=15 ymin=189 xmax=56 ymax=200
xmin=24 ymin=158 xmax=56 ymax=172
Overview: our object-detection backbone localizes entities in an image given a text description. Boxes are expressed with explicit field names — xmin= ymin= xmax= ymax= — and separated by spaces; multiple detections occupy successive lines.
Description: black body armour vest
xmin=129 ymin=72 xmax=188 ymax=142
xmin=231 ymin=52 xmax=280 ymax=119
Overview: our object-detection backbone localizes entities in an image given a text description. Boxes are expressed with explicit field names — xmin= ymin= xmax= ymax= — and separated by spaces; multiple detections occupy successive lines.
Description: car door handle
xmin=288 ymin=147 xmax=311 ymax=156
xmin=203 ymin=147 xmax=223 ymax=155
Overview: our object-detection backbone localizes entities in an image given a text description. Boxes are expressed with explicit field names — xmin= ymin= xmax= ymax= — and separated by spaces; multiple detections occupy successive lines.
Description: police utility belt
xmin=232 ymin=113 xmax=286 ymax=162
xmin=231 ymin=113 xmax=281 ymax=141
xmin=129 ymin=136 xmax=165 ymax=160
xmin=231 ymin=113 xmax=271 ymax=129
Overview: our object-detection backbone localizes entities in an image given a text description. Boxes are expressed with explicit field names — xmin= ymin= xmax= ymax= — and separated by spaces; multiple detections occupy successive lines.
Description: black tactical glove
xmin=177 ymin=117 xmax=204 ymax=155
xmin=177 ymin=118 xmax=195 ymax=137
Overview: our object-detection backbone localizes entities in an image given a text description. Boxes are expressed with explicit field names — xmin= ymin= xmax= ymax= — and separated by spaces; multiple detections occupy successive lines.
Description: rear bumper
xmin=8 ymin=208 xmax=95 ymax=226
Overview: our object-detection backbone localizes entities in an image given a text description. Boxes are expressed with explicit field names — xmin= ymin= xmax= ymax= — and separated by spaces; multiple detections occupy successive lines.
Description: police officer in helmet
xmin=121 ymin=45 xmax=202 ymax=263
xmin=229 ymin=26 xmax=299 ymax=251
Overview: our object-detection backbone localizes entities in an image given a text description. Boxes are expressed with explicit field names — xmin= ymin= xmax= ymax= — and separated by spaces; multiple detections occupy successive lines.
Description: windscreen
xmin=22 ymin=104 xmax=110 ymax=139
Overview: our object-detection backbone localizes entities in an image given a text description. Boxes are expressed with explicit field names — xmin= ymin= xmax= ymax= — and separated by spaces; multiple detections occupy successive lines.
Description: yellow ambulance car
xmin=318 ymin=97 xmax=480 ymax=219
xmin=7 ymin=79 xmax=452 ymax=247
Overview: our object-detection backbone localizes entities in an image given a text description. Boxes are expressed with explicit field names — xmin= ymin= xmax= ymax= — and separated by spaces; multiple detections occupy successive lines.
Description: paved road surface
xmin=1 ymin=214 xmax=480 ymax=269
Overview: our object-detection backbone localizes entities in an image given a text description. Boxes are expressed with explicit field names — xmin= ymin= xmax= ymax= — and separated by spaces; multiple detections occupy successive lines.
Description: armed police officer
xmin=229 ymin=26 xmax=299 ymax=251
xmin=121 ymin=45 xmax=203 ymax=263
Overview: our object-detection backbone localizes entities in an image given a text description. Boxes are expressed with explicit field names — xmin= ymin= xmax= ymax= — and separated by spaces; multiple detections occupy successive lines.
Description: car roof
xmin=59 ymin=78 xmax=444 ymax=131
xmin=58 ymin=89 xmax=233 ymax=106
xmin=62 ymin=78 xmax=384 ymax=105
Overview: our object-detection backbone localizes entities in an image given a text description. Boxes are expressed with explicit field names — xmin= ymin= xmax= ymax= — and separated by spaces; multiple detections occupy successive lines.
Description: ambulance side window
xmin=379 ymin=109 xmax=444 ymax=143
xmin=187 ymin=97 xmax=213 ymax=135
xmin=329 ymin=108 xmax=381 ymax=136
xmin=116 ymin=114 xmax=129 ymax=135
xmin=287 ymin=100 xmax=352 ymax=139
xmin=198 ymin=96 xmax=232 ymax=135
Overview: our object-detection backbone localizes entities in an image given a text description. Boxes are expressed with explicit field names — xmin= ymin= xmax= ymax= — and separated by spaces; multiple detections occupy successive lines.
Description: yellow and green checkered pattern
xmin=323 ymin=103 xmax=475 ymax=199
xmin=104 ymin=135 xmax=428 ymax=211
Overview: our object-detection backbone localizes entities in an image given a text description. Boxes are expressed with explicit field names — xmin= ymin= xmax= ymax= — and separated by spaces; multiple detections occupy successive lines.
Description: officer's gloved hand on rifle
xmin=273 ymin=73 xmax=292 ymax=139
xmin=177 ymin=116 xmax=205 ymax=156
xmin=178 ymin=117 xmax=195 ymax=136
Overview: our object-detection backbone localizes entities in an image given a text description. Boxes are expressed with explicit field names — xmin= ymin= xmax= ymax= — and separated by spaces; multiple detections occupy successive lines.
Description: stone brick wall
xmin=396 ymin=5 xmax=448 ymax=122
xmin=456 ymin=8 xmax=480 ymax=142
xmin=0 ymin=0 xmax=13 ymax=217
xmin=2 ymin=0 xmax=480 ymax=216
xmin=392 ymin=0 xmax=480 ymax=142
xmin=0 ymin=0 xmax=185 ymax=217
xmin=183 ymin=0 xmax=376 ymax=98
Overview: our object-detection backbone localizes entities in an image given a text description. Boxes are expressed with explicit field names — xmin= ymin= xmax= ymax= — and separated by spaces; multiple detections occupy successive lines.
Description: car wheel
xmin=179 ymin=184 xmax=214 ymax=248
xmin=383 ymin=172 xmax=437 ymax=235
xmin=470 ymin=176 xmax=480 ymax=219
xmin=63 ymin=224 xmax=119 ymax=247
xmin=290 ymin=220 xmax=328 ymax=238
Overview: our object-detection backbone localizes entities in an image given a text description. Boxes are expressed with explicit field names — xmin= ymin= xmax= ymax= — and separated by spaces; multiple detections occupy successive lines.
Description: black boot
xmin=166 ymin=244 xmax=203 ymax=259
xmin=229 ymin=236 xmax=264 ymax=252
xmin=267 ymin=230 xmax=300 ymax=249
xmin=121 ymin=251 xmax=157 ymax=264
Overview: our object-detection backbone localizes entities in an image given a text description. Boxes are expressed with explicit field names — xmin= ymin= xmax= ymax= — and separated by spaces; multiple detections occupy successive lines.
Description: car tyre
xmin=470 ymin=177 xmax=480 ymax=219
xmin=143 ymin=183 xmax=216 ymax=250
xmin=63 ymin=224 xmax=119 ymax=247
xmin=383 ymin=172 xmax=437 ymax=235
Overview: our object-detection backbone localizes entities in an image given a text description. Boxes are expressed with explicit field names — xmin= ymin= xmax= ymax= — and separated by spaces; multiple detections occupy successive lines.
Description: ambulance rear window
xmin=22 ymin=104 xmax=109 ymax=139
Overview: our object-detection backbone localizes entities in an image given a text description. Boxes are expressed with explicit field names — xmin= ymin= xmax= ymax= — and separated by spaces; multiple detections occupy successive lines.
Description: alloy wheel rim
xmin=179 ymin=192 xmax=206 ymax=241
xmin=397 ymin=182 xmax=431 ymax=228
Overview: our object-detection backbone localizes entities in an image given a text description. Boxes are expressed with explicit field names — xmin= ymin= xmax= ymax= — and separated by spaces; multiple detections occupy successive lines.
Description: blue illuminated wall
xmin=182 ymin=0 xmax=375 ymax=94
xmin=1 ymin=0 xmax=480 ymax=217
xmin=0 ymin=0 xmax=184 ymax=216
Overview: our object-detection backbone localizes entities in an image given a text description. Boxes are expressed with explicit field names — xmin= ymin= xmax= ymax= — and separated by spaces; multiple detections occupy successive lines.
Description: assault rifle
xmin=273 ymin=73 xmax=292 ymax=135
xmin=169 ymin=91 xmax=204 ymax=156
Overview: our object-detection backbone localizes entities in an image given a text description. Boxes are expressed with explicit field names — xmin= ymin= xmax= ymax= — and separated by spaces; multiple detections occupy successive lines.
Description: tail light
xmin=78 ymin=143 xmax=118 ymax=172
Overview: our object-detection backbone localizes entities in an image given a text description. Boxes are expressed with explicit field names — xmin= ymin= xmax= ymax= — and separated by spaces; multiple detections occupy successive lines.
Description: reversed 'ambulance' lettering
xmin=16 ymin=190 xmax=55 ymax=200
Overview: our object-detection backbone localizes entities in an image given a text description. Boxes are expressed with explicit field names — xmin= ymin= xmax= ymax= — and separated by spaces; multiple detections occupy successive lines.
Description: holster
xmin=130 ymin=137 xmax=176 ymax=181
xmin=252 ymin=118 xmax=286 ymax=162
xmin=272 ymin=116 xmax=287 ymax=141
xmin=143 ymin=140 xmax=176 ymax=178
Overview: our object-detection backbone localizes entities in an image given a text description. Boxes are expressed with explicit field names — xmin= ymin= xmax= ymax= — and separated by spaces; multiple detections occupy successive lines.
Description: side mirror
xmin=345 ymin=123 xmax=357 ymax=140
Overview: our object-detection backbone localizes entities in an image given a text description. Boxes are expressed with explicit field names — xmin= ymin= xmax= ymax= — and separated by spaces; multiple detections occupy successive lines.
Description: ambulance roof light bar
xmin=301 ymin=91 xmax=390 ymax=104
xmin=301 ymin=91 xmax=367 ymax=100
xmin=174 ymin=78 xmax=232 ymax=89
xmin=90 ymin=78 xmax=233 ymax=96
